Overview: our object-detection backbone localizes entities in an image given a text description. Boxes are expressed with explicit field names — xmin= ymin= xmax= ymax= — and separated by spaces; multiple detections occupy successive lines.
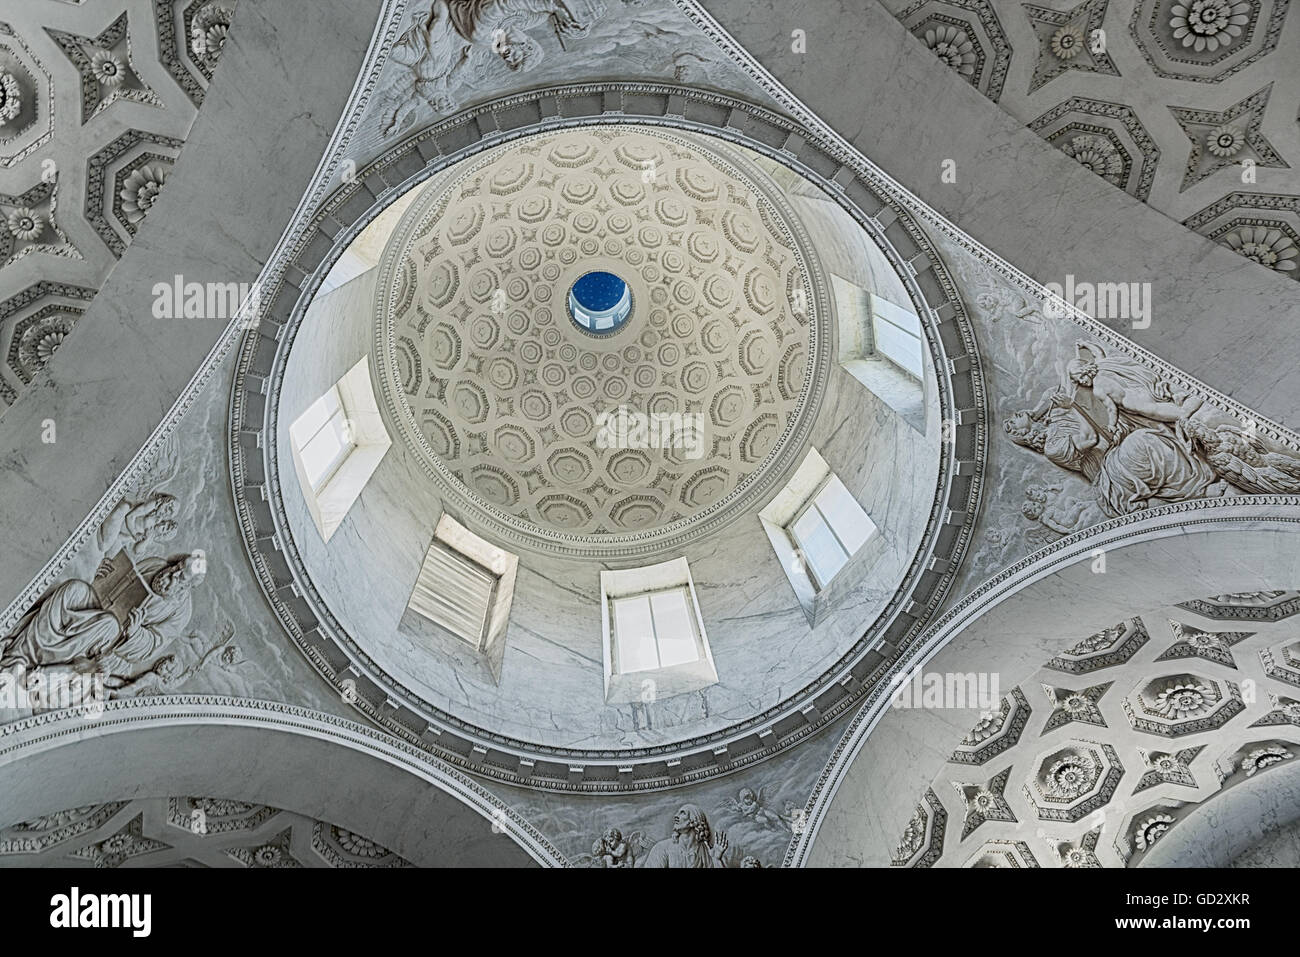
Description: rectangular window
xmin=295 ymin=386 xmax=355 ymax=492
xmin=409 ymin=542 xmax=497 ymax=649
xmin=870 ymin=295 xmax=924 ymax=379
xmin=788 ymin=475 xmax=876 ymax=589
xmin=610 ymin=586 xmax=701 ymax=675
xmin=289 ymin=357 xmax=393 ymax=544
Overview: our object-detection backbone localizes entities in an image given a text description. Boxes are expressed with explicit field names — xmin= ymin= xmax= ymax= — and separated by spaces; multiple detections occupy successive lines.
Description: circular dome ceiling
xmin=372 ymin=126 xmax=830 ymax=558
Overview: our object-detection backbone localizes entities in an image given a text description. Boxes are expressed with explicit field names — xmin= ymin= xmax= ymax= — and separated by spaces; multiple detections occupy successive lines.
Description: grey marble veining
xmin=697 ymin=0 xmax=1300 ymax=429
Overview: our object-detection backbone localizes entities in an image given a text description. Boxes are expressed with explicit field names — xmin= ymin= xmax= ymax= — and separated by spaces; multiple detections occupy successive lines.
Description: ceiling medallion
xmin=373 ymin=125 xmax=831 ymax=558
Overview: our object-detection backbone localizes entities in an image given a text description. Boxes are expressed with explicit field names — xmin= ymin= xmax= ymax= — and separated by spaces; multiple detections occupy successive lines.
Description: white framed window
xmin=289 ymin=357 xmax=392 ymax=542
xmin=832 ymin=274 xmax=927 ymax=433
xmin=760 ymin=448 xmax=879 ymax=625
xmin=295 ymin=385 xmax=354 ymax=493
xmin=610 ymin=585 xmax=702 ymax=675
xmin=869 ymin=294 xmax=924 ymax=379
xmin=788 ymin=475 xmax=875 ymax=589
xmin=600 ymin=558 xmax=718 ymax=704
xmin=402 ymin=515 xmax=519 ymax=681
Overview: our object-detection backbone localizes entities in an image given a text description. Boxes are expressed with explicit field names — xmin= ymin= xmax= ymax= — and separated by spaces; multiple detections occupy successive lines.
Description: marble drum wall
xmin=268 ymin=119 xmax=946 ymax=770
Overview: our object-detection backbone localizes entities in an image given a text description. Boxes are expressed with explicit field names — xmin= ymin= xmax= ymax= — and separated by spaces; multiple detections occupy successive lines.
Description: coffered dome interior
xmin=275 ymin=123 xmax=944 ymax=754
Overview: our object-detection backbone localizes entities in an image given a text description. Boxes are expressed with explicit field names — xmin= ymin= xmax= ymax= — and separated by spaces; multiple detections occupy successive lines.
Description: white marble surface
xmin=0 ymin=0 xmax=383 ymax=611
xmin=697 ymin=0 xmax=1300 ymax=431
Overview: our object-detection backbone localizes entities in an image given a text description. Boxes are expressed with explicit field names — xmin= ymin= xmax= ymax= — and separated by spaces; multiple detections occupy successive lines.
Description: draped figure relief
xmin=1005 ymin=342 xmax=1300 ymax=519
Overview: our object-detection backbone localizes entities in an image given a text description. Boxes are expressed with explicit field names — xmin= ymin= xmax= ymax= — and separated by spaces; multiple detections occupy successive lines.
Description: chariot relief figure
xmin=638 ymin=804 xmax=729 ymax=868
xmin=0 ymin=551 xmax=205 ymax=678
xmin=380 ymin=0 xmax=605 ymax=136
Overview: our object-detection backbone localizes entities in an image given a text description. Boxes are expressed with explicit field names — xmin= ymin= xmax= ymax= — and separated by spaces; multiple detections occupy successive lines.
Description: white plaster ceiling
xmin=373 ymin=124 xmax=829 ymax=557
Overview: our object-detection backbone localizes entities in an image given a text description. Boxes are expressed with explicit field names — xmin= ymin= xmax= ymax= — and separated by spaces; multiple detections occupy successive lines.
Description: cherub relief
xmin=96 ymin=432 xmax=185 ymax=559
xmin=716 ymin=786 xmax=789 ymax=832
xmin=96 ymin=492 xmax=180 ymax=558
xmin=379 ymin=0 xmax=606 ymax=136
xmin=590 ymin=827 xmax=637 ymax=867
xmin=1021 ymin=484 xmax=1105 ymax=539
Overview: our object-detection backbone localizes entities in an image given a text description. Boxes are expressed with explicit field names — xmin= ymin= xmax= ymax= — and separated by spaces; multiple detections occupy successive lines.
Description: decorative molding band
xmin=785 ymin=495 xmax=1300 ymax=867
xmin=228 ymin=81 xmax=989 ymax=793
xmin=0 ymin=694 xmax=566 ymax=867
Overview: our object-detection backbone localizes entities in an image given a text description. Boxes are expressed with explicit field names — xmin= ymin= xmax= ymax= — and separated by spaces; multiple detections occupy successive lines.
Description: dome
xmin=274 ymin=122 xmax=944 ymax=756
xmin=371 ymin=125 xmax=830 ymax=558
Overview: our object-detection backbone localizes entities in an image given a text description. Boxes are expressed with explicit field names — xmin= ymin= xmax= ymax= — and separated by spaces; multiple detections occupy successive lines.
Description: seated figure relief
xmin=0 ymin=549 xmax=205 ymax=694
xmin=1005 ymin=341 xmax=1300 ymax=520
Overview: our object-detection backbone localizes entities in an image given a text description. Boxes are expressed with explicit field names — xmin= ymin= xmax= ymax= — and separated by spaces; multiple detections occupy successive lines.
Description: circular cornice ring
xmin=227 ymin=82 xmax=989 ymax=793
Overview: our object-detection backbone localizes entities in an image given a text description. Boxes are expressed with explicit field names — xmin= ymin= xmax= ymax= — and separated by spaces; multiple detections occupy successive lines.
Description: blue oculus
xmin=568 ymin=271 xmax=632 ymax=334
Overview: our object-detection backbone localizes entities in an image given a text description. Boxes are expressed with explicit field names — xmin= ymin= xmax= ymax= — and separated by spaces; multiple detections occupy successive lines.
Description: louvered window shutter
xmin=410 ymin=543 xmax=496 ymax=648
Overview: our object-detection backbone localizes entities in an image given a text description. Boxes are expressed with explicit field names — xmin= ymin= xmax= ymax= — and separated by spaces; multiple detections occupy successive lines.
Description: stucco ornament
xmin=6 ymin=206 xmax=45 ymax=242
xmin=191 ymin=5 xmax=234 ymax=62
xmin=1134 ymin=813 xmax=1174 ymax=851
xmin=120 ymin=164 xmax=168 ymax=224
xmin=1241 ymin=745 xmax=1291 ymax=776
xmin=1168 ymin=0 xmax=1252 ymax=51
xmin=1220 ymin=226 xmax=1299 ymax=271
xmin=924 ymin=25 xmax=976 ymax=75
xmin=1046 ymin=753 xmax=1098 ymax=799
xmin=1154 ymin=681 xmax=1213 ymax=719
xmin=1205 ymin=124 xmax=1245 ymax=158
xmin=0 ymin=71 xmax=20 ymax=125
xmin=1061 ymin=135 xmax=1123 ymax=184
xmin=90 ymin=50 xmax=126 ymax=87
xmin=1050 ymin=24 xmax=1086 ymax=59
xmin=379 ymin=0 xmax=608 ymax=135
